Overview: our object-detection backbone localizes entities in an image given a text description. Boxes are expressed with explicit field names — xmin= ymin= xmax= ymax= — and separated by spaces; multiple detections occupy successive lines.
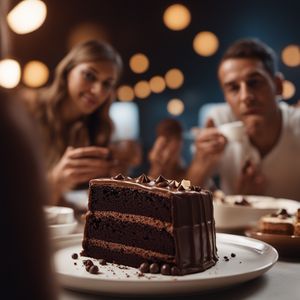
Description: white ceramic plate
xmin=214 ymin=195 xmax=300 ymax=230
xmin=44 ymin=206 xmax=75 ymax=225
xmin=64 ymin=190 xmax=88 ymax=211
xmin=54 ymin=233 xmax=278 ymax=296
xmin=48 ymin=221 xmax=78 ymax=237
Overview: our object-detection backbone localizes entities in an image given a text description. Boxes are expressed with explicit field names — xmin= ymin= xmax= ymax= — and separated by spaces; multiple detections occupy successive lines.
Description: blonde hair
xmin=32 ymin=40 xmax=123 ymax=169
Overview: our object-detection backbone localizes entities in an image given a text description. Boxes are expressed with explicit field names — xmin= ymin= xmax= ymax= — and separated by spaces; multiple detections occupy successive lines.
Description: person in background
xmin=148 ymin=118 xmax=185 ymax=180
xmin=187 ymin=38 xmax=300 ymax=200
xmin=110 ymin=139 xmax=143 ymax=176
xmin=0 ymin=89 xmax=57 ymax=299
xmin=23 ymin=40 xmax=131 ymax=204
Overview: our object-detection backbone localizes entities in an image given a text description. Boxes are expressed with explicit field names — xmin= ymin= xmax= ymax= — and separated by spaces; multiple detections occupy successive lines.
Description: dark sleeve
xmin=0 ymin=91 xmax=57 ymax=300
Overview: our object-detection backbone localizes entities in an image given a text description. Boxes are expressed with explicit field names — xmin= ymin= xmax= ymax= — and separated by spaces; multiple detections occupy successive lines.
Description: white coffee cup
xmin=218 ymin=121 xmax=246 ymax=142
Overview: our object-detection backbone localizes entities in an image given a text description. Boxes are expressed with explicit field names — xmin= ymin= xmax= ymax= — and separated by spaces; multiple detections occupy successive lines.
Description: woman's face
xmin=67 ymin=61 xmax=119 ymax=116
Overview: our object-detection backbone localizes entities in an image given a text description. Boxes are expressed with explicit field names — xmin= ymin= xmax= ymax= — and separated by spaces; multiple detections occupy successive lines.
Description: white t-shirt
xmin=206 ymin=102 xmax=300 ymax=200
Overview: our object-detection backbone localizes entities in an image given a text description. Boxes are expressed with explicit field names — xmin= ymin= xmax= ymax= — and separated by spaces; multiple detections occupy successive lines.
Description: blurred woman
xmin=24 ymin=40 xmax=124 ymax=204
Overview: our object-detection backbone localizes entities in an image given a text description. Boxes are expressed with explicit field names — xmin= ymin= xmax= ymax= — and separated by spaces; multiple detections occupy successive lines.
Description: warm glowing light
xmin=7 ymin=0 xmax=47 ymax=34
xmin=0 ymin=59 xmax=21 ymax=89
xmin=282 ymin=80 xmax=296 ymax=100
xmin=149 ymin=76 xmax=166 ymax=93
xmin=23 ymin=60 xmax=49 ymax=87
xmin=117 ymin=85 xmax=135 ymax=102
xmin=163 ymin=4 xmax=191 ymax=31
xmin=282 ymin=45 xmax=300 ymax=67
xmin=193 ymin=31 xmax=219 ymax=57
xmin=165 ymin=68 xmax=184 ymax=89
xmin=167 ymin=98 xmax=185 ymax=116
xmin=134 ymin=81 xmax=151 ymax=99
xmin=129 ymin=53 xmax=149 ymax=74
xmin=67 ymin=22 xmax=108 ymax=49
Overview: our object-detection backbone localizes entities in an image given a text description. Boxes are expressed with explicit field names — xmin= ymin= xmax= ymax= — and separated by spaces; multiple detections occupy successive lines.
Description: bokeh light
xmin=165 ymin=68 xmax=184 ymax=89
xmin=67 ymin=22 xmax=109 ymax=49
xmin=129 ymin=53 xmax=149 ymax=74
xmin=23 ymin=60 xmax=49 ymax=87
xmin=134 ymin=81 xmax=151 ymax=99
xmin=7 ymin=0 xmax=47 ymax=34
xmin=281 ymin=45 xmax=300 ymax=67
xmin=117 ymin=85 xmax=135 ymax=102
xmin=149 ymin=76 xmax=166 ymax=93
xmin=193 ymin=31 xmax=219 ymax=57
xmin=167 ymin=98 xmax=185 ymax=116
xmin=163 ymin=4 xmax=191 ymax=31
xmin=0 ymin=59 xmax=21 ymax=88
xmin=282 ymin=80 xmax=296 ymax=100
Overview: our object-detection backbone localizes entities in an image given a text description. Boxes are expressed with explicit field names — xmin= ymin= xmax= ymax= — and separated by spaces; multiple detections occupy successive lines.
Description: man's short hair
xmin=219 ymin=38 xmax=278 ymax=75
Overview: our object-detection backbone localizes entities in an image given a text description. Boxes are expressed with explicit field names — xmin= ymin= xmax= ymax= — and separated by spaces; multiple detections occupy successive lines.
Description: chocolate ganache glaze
xmin=82 ymin=174 xmax=218 ymax=275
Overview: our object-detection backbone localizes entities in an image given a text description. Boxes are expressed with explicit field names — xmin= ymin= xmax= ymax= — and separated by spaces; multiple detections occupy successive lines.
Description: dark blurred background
xmin=5 ymin=0 xmax=300 ymax=174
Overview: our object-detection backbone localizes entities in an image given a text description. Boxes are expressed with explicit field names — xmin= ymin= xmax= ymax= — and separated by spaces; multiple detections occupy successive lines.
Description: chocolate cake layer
xmin=89 ymin=184 xmax=172 ymax=222
xmin=85 ymin=212 xmax=175 ymax=255
xmin=82 ymin=239 xmax=174 ymax=267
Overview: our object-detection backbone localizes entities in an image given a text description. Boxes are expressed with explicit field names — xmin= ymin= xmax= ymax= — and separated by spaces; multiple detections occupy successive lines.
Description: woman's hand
xmin=49 ymin=146 xmax=113 ymax=194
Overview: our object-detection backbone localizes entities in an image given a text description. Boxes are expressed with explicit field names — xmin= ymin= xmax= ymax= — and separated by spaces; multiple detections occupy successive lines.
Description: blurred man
xmin=187 ymin=38 xmax=300 ymax=199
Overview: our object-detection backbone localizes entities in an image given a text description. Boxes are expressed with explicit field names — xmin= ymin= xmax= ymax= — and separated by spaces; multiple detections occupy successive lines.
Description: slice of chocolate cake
xmin=81 ymin=174 xmax=218 ymax=275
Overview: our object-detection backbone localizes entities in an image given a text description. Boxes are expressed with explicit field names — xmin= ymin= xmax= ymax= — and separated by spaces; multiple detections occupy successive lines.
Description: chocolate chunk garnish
xmin=113 ymin=173 xmax=125 ymax=180
xmin=155 ymin=175 xmax=167 ymax=184
xmin=278 ymin=208 xmax=291 ymax=217
xmin=139 ymin=262 xmax=150 ymax=273
xmin=177 ymin=184 xmax=185 ymax=191
xmin=161 ymin=264 xmax=171 ymax=275
xmin=71 ymin=253 xmax=78 ymax=259
xmin=193 ymin=186 xmax=202 ymax=192
xmin=168 ymin=180 xmax=178 ymax=189
xmin=83 ymin=259 xmax=93 ymax=267
xmin=157 ymin=181 xmax=169 ymax=187
xmin=171 ymin=266 xmax=180 ymax=276
xmin=89 ymin=265 xmax=99 ymax=274
xmin=234 ymin=197 xmax=250 ymax=206
xmin=149 ymin=263 xmax=159 ymax=274
xmin=136 ymin=174 xmax=151 ymax=183
xmin=85 ymin=264 xmax=93 ymax=272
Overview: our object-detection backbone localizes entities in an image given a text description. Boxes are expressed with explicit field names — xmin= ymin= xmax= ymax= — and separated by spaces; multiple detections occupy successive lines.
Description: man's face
xmin=218 ymin=58 xmax=282 ymax=135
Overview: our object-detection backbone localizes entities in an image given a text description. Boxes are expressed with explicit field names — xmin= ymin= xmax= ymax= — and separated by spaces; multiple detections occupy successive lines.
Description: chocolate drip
xmin=136 ymin=174 xmax=151 ymax=183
